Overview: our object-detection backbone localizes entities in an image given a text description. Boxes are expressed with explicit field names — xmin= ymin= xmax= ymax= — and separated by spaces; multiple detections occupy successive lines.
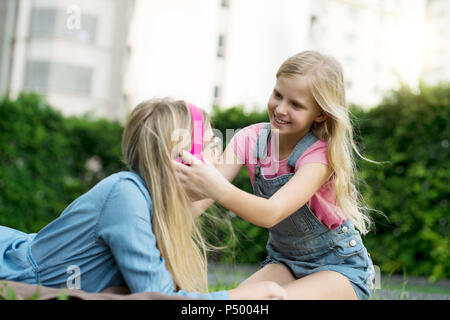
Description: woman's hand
xmin=227 ymin=281 xmax=287 ymax=300
xmin=172 ymin=150 xmax=230 ymax=202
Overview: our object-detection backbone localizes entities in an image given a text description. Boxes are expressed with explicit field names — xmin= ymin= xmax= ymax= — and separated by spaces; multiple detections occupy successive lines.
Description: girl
xmin=0 ymin=98 xmax=287 ymax=300
xmin=174 ymin=51 xmax=376 ymax=300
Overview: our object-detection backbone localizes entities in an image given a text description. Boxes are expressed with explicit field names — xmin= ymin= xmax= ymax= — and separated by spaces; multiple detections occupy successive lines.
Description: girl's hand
xmin=172 ymin=150 xmax=229 ymax=202
xmin=228 ymin=281 xmax=287 ymax=300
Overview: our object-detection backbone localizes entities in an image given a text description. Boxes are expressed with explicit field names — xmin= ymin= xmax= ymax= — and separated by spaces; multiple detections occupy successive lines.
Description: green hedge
xmin=0 ymin=92 xmax=124 ymax=232
xmin=1 ymin=86 xmax=449 ymax=281
xmin=354 ymin=83 xmax=450 ymax=281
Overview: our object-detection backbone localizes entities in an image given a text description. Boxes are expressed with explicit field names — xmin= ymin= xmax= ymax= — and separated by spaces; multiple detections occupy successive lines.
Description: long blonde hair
xmin=121 ymin=98 xmax=210 ymax=292
xmin=277 ymin=50 xmax=374 ymax=235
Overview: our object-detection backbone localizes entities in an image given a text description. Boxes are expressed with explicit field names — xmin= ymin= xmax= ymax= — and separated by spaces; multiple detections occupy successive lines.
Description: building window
xmin=217 ymin=34 xmax=226 ymax=58
xmin=30 ymin=7 xmax=97 ymax=43
xmin=345 ymin=80 xmax=353 ymax=90
xmin=214 ymin=85 xmax=220 ymax=99
xmin=26 ymin=60 xmax=92 ymax=96
xmin=52 ymin=63 xmax=92 ymax=96
xmin=25 ymin=60 xmax=50 ymax=90
xmin=30 ymin=8 xmax=56 ymax=36
xmin=309 ymin=15 xmax=318 ymax=40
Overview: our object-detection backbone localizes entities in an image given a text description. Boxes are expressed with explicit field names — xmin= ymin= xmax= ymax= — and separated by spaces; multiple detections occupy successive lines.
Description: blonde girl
xmin=175 ymin=51 xmax=376 ymax=300
xmin=0 ymin=98 xmax=287 ymax=299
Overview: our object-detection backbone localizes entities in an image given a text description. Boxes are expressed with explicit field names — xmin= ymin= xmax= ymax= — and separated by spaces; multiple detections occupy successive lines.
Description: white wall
xmin=126 ymin=0 xmax=220 ymax=111
xmin=422 ymin=0 xmax=450 ymax=84
xmin=126 ymin=0 xmax=436 ymax=113
xmin=127 ymin=0 xmax=313 ymax=112
xmin=312 ymin=0 xmax=426 ymax=108
xmin=222 ymin=0 xmax=312 ymax=110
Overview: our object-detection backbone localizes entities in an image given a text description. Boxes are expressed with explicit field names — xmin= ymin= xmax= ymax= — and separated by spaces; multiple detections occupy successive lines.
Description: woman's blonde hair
xmin=121 ymin=98 xmax=211 ymax=292
xmin=277 ymin=50 xmax=374 ymax=235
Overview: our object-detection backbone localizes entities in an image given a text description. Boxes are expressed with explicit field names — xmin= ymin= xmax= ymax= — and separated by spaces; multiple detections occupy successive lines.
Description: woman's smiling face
xmin=268 ymin=75 xmax=327 ymax=141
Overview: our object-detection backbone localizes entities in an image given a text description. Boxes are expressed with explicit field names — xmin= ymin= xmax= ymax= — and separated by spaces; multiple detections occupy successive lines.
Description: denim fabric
xmin=0 ymin=171 xmax=228 ymax=300
xmin=254 ymin=125 xmax=375 ymax=300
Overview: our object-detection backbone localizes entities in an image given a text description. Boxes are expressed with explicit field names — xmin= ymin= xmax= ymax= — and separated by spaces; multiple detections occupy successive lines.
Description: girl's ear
xmin=315 ymin=111 xmax=328 ymax=124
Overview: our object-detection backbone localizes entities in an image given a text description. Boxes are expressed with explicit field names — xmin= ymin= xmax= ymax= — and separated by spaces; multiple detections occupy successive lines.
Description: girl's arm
xmin=175 ymin=150 xmax=331 ymax=228
xmin=191 ymin=198 xmax=215 ymax=217
xmin=190 ymin=143 xmax=244 ymax=216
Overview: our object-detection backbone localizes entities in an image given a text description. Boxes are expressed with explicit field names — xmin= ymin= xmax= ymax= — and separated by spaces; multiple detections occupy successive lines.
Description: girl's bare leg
xmin=240 ymin=264 xmax=357 ymax=300
xmin=239 ymin=263 xmax=295 ymax=287
xmin=282 ymin=270 xmax=358 ymax=300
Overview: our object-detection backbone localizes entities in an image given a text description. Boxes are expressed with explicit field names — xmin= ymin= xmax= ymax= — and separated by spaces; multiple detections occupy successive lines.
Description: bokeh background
xmin=0 ymin=0 xmax=449 ymax=295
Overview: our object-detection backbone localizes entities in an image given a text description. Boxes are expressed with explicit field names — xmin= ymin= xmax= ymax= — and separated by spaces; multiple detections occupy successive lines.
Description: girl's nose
xmin=276 ymin=101 xmax=289 ymax=115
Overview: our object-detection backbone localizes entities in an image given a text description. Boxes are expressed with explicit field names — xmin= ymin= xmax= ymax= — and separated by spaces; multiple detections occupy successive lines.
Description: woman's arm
xmin=98 ymin=178 xmax=194 ymax=295
xmin=97 ymin=177 xmax=287 ymax=300
xmin=175 ymin=150 xmax=331 ymax=228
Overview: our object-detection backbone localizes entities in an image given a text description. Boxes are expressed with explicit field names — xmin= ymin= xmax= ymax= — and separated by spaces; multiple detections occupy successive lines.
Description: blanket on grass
xmin=0 ymin=280 xmax=189 ymax=300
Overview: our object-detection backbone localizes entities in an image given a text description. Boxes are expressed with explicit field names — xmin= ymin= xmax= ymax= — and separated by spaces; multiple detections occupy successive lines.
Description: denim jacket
xmin=0 ymin=171 xmax=229 ymax=299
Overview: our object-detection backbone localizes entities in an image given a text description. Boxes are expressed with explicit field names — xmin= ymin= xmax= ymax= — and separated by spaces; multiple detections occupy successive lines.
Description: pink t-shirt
xmin=230 ymin=123 xmax=346 ymax=230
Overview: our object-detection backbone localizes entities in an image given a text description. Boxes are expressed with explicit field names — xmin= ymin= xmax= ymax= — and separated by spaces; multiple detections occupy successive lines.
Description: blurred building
xmin=128 ymin=0 xmax=432 ymax=112
xmin=126 ymin=0 xmax=312 ymax=112
xmin=421 ymin=0 xmax=450 ymax=85
xmin=0 ymin=0 xmax=134 ymax=120
xmin=3 ymin=0 xmax=447 ymax=119
xmin=211 ymin=0 xmax=312 ymax=110
xmin=0 ymin=0 xmax=16 ymax=95
xmin=125 ymin=0 xmax=222 ymax=113
xmin=310 ymin=0 xmax=427 ymax=108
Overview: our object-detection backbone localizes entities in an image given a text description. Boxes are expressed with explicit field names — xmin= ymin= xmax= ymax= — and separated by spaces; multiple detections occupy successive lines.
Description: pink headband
xmin=187 ymin=103 xmax=204 ymax=163
xmin=176 ymin=101 xmax=204 ymax=164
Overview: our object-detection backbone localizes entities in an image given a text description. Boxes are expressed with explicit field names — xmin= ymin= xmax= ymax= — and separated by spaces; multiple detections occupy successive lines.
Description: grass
xmin=0 ymin=282 xmax=18 ymax=300
xmin=374 ymin=270 xmax=450 ymax=298
xmin=210 ymin=280 xmax=450 ymax=300
xmin=376 ymin=281 xmax=450 ymax=296
xmin=208 ymin=270 xmax=450 ymax=300
xmin=3 ymin=275 xmax=449 ymax=300
xmin=0 ymin=281 xmax=69 ymax=300
xmin=209 ymin=280 xmax=240 ymax=292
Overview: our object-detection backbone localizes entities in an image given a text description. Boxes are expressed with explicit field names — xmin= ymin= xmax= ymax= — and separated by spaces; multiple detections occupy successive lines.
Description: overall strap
xmin=254 ymin=124 xmax=272 ymax=161
xmin=287 ymin=132 xmax=319 ymax=169
xmin=254 ymin=123 xmax=319 ymax=168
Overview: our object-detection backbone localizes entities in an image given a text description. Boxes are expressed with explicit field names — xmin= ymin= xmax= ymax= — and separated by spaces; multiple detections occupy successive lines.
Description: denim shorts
xmin=261 ymin=220 xmax=375 ymax=300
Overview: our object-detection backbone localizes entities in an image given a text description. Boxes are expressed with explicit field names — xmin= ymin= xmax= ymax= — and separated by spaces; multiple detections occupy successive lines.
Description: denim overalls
xmin=253 ymin=125 xmax=375 ymax=300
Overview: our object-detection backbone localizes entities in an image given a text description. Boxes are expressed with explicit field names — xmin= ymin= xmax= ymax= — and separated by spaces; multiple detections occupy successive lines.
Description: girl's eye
xmin=273 ymin=91 xmax=282 ymax=98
